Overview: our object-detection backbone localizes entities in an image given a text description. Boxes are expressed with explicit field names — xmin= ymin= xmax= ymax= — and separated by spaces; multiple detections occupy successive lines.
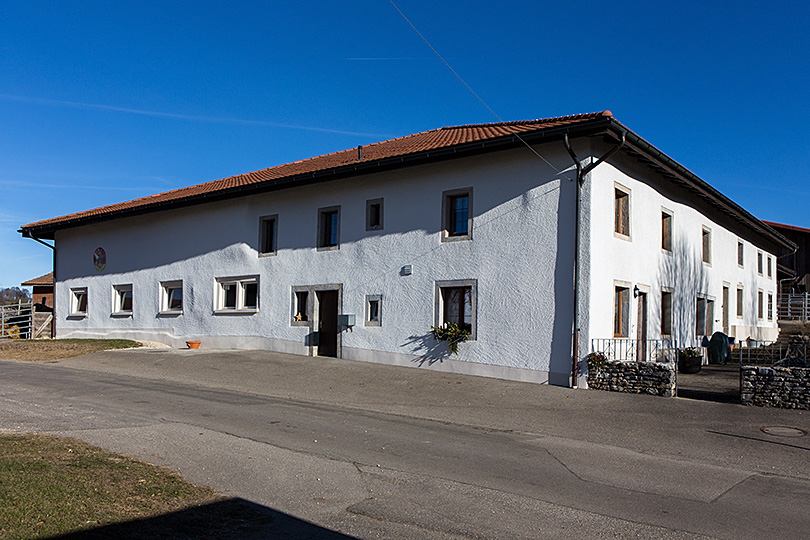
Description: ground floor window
xmin=435 ymin=279 xmax=477 ymax=339
xmin=292 ymin=288 xmax=309 ymax=325
xmin=70 ymin=287 xmax=87 ymax=316
xmin=113 ymin=284 xmax=133 ymax=315
xmin=215 ymin=276 xmax=258 ymax=312
xmin=365 ymin=294 xmax=382 ymax=326
xmin=614 ymin=286 xmax=629 ymax=337
xmin=661 ymin=290 xmax=672 ymax=336
xmin=695 ymin=296 xmax=714 ymax=337
xmin=160 ymin=281 xmax=183 ymax=314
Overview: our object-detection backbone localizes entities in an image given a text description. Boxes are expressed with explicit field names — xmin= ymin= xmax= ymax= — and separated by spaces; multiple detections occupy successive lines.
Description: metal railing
xmin=0 ymin=302 xmax=33 ymax=339
xmin=778 ymin=293 xmax=810 ymax=322
xmin=736 ymin=339 xmax=809 ymax=367
xmin=591 ymin=338 xmax=680 ymax=364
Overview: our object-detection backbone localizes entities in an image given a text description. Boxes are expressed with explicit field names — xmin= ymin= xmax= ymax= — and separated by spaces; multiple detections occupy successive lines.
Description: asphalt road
xmin=2 ymin=349 xmax=810 ymax=539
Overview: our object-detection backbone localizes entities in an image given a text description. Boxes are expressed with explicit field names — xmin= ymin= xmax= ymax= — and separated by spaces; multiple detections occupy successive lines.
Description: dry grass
xmin=0 ymin=339 xmax=141 ymax=362
xmin=0 ymin=434 xmax=234 ymax=539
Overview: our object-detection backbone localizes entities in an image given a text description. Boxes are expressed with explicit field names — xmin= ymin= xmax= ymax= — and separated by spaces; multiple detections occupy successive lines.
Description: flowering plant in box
xmin=430 ymin=323 xmax=471 ymax=355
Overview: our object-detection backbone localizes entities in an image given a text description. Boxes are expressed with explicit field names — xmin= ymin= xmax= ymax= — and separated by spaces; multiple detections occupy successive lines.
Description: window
xmin=435 ymin=279 xmax=477 ymax=339
xmin=661 ymin=290 xmax=673 ymax=336
xmin=365 ymin=294 xmax=382 ymax=326
xmin=758 ymin=290 xmax=764 ymax=320
xmin=70 ymin=288 xmax=88 ymax=316
xmin=701 ymin=227 xmax=711 ymax=264
xmin=767 ymin=293 xmax=773 ymax=321
xmin=160 ymin=281 xmax=183 ymax=314
xmin=661 ymin=211 xmax=672 ymax=252
xmin=292 ymin=289 xmax=309 ymax=324
xmin=259 ymin=215 xmax=278 ymax=256
xmin=614 ymin=187 xmax=630 ymax=237
xmin=441 ymin=188 xmax=473 ymax=242
xmin=757 ymin=252 xmax=763 ymax=275
xmin=366 ymin=198 xmax=383 ymax=231
xmin=215 ymin=276 xmax=258 ymax=312
xmin=113 ymin=284 xmax=133 ymax=315
xmin=317 ymin=206 xmax=340 ymax=250
xmin=614 ymin=286 xmax=630 ymax=337
xmin=736 ymin=287 xmax=744 ymax=318
xmin=767 ymin=256 xmax=772 ymax=278
xmin=695 ymin=296 xmax=714 ymax=336
xmin=737 ymin=242 xmax=744 ymax=267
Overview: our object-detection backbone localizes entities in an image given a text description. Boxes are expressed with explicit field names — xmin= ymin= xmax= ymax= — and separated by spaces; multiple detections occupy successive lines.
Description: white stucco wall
xmin=585 ymin=150 xmax=779 ymax=356
xmin=54 ymin=145 xmax=579 ymax=385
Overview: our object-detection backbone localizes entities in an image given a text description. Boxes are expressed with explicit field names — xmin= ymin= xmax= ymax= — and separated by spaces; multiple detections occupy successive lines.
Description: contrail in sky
xmin=0 ymin=94 xmax=388 ymax=137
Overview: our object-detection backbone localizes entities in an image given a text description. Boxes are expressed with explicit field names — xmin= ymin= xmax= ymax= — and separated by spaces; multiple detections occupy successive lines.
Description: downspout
xmin=22 ymin=234 xmax=56 ymax=339
xmin=564 ymin=131 xmax=625 ymax=388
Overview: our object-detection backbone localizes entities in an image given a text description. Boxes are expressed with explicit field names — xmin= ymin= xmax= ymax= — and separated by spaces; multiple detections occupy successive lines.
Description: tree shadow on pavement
xmin=46 ymin=497 xmax=360 ymax=540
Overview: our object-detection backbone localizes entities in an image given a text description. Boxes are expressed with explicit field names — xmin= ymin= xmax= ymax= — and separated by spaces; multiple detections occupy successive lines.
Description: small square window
xmin=113 ymin=284 xmax=133 ymax=315
xmin=757 ymin=252 xmax=763 ymax=275
xmin=70 ymin=288 xmax=88 ymax=316
xmin=292 ymin=289 xmax=309 ymax=325
xmin=365 ymin=294 xmax=382 ymax=326
xmin=737 ymin=242 xmax=744 ymax=267
xmin=259 ymin=215 xmax=278 ymax=256
xmin=366 ymin=198 xmax=384 ymax=231
xmin=661 ymin=211 xmax=672 ymax=252
xmin=701 ymin=228 xmax=711 ymax=264
xmin=161 ymin=281 xmax=183 ymax=314
xmin=435 ymin=279 xmax=477 ymax=339
xmin=215 ymin=276 xmax=258 ymax=312
xmin=441 ymin=188 xmax=473 ymax=242
xmin=317 ymin=206 xmax=340 ymax=250
xmin=614 ymin=188 xmax=630 ymax=237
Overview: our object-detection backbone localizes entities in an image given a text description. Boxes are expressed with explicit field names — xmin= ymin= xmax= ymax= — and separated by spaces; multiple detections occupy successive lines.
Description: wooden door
xmin=317 ymin=290 xmax=339 ymax=357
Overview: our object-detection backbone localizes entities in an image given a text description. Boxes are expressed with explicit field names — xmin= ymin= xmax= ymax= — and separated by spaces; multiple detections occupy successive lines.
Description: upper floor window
xmin=701 ymin=227 xmax=711 ymax=264
xmin=160 ymin=280 xmax=183 ymax=315
xmin=259 ymin=215 xmax=278 ymax=256
xmin=113 ymin=284 xmax=132 ymax=315
xmin=215 ymin=276 xmax=258 ymax=312
xmin=317 ymin=206 xmax=340 ymax=250
xmin=614 ymin=187 xmax=630 ymax=237
xmin=661 ymin=211 xmax=672 ymax=252
xmin=737 ymin=241 xmax=744 ymax=267
xmin=70 ymin=287 xmax=88 ymax=317
xmin=757 ymin=252 xmax=763 ymax=275
xmin=366 ymin=198 xmax=384 ymax=231
xmin=767 ymin=256 xmax=773 ymax=278
xmin=441 ymin=188 xmax=472 ymax=242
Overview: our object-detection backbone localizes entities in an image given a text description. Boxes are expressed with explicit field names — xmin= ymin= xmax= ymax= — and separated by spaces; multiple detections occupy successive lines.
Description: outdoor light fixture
xmin=633 ymin=285 xmax=640 ymax=298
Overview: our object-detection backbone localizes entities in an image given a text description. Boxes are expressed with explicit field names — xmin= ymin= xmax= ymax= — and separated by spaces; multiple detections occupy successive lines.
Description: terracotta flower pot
xmin=186 ymin=340 xmax=201 ymax=350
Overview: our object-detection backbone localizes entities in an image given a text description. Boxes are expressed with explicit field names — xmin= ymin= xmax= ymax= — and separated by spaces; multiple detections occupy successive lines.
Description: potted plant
xmin=678 ymin=347 xmax=702 ymax=373
xmin=430 ymin=323 xmax=471 ymax=355
xmin=586 ymin=351 xmax=608 ymax=374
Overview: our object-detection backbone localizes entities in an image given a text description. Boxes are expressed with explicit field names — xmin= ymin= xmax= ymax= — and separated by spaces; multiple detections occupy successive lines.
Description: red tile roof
xmin=21 ymin=271 xmax=53 ymax=286
xmin=21 ymin=111 xmax=613 ymax=232
xmin=762 ymin=220 xmax=810 ymax=235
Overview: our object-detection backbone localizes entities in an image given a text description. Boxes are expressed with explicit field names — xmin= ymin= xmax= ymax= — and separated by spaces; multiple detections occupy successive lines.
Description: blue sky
xmin=1 ymin=0 xmax=808 ymax=289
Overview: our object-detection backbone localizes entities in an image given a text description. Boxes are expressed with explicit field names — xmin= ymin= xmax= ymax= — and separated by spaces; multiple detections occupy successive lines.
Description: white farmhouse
xmin=20 ymin=111 xmax=792 ymax=387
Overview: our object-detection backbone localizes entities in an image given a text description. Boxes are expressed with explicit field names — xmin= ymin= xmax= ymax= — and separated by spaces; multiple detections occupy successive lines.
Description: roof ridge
xmin=438 ymin=111 xmax=612 ymax=130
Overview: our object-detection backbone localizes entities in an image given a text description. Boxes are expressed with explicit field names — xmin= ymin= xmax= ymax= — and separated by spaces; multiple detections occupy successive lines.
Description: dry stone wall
xmin=741 ymin=366 xmax=810 ymax=410
xmin=587 ymin=360 xmax=676 ymax=397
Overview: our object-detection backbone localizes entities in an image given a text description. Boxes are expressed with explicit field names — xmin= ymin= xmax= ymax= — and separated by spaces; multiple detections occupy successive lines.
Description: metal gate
xmin=0 ymin=302 xmax=33 ymax=339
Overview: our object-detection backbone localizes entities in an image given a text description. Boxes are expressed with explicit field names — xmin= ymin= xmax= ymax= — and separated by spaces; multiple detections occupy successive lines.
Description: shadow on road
xmin=46 ymin=497 xmax=360 ymax=540
xmin=677 ymin=363 xmax=741 ymax=404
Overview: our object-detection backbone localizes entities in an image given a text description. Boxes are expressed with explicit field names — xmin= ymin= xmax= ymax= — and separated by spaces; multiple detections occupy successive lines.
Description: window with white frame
xmin=317 ymin=206 xmax=340 ymax=250
xmin=767 ymin=256 xmax=772 ymax=278
xmin=160 ymin=280 xmax=183 ymax=314
xmin=736 ymin=286 xmax=744 ymax=318
xmin=701 ymin=227 xmax=711 ymax=264
xmin=366 ymin=198 xmax=383 ymax=231
xmin=614 ymin=186 xmax=630 ymax=238
xmin=737 ymin=241 xmax=744 ymax=267
xmin=291 ymin=287 xmax=309 ymax=325
xmin=696 ymin=296 xmax=714 ymax=337
xmin=661 ymin=210 xmax=672 ymax=252
xmin=757 ymin=252 xmax=763 ymax=275
xmin=767 ymin=292 xmax=773 ymax=321
xmin=614 ymin=285 xmax=630 ymax=337
xmin=758 ymin=290 xmax=764 ymax=320
xmin=661 ymin=289 xmax=673 ymax=336
xmin=215 ymin=276 xmax=258 ymax=312
xmin=435 ymin=279 xmax=477 ymax=339
xmin=70 ymin=287 xmax=88 ymax=316
xmin=113 ymin=284 xmax=133 ymax=315
xmin=365 ymin=294 xmax=382 ymax=326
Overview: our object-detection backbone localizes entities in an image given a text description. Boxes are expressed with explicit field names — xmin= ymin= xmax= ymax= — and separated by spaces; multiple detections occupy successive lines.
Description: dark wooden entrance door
xmin=317 ymin=290 xmax=339 ymax=357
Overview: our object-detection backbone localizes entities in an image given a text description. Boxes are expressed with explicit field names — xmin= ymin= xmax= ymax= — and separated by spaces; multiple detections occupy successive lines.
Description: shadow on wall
xmin=656 ymin=233 xmax=709 ymax=345
xmin=402 ymin=332 xmax=452 ymax=366
xmin=45 ymin=497 xmax=360 ymax=539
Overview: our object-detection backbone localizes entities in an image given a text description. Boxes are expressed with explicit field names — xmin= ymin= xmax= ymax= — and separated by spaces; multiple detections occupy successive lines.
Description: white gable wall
xmin=54 ymin=145 xmax=579 ymax=385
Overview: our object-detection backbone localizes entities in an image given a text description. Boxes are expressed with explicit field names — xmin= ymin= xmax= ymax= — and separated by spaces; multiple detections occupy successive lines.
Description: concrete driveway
xmin=2 ymin=348 xmax=810 ymax=539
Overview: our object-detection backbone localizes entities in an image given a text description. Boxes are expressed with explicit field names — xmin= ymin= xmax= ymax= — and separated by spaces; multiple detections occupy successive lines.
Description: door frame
xmin=305 ymin=283 xmax=343 ymax=358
